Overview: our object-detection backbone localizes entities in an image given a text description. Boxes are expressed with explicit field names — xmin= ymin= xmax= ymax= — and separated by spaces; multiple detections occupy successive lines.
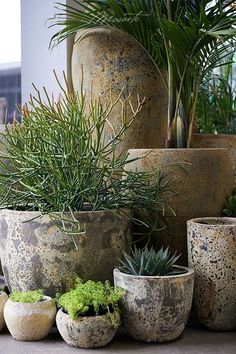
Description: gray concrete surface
xmin=0 ymin=322 xmax=236 ymax=354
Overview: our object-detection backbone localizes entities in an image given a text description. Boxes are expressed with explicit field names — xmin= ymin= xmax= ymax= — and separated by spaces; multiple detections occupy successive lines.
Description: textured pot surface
xmin=126 ymin=149 xmax=234 ymax=263
xmin=192 ymin=134 xmax=236 ymax=184
xmin=0 ymin=209 xmax=132 ymax=296
xmin=188 ymin=217 xmax=236 ymax=330
xmin=4 ymin=296 xmax=56 ymax=341
xmin=113 ymin=267 xmax=194 ymax=342
xmin=72 ymin=27 xmax=167 ymax=154
xmin=56 ymin=308 xmax=118 ymax=348
xmin=0 ymin=291 xmax=8 ymax=331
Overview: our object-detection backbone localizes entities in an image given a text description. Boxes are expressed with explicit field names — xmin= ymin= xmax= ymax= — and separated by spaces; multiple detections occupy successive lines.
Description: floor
xmin=1 ymin=322 xmax=236 ymax=354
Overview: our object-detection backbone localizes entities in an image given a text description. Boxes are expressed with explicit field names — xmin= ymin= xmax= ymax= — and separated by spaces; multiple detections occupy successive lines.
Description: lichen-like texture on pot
xmin=0 ymin=209 xmax=132 ymax=296
xmin=0 ymin=291 xmax=8 ymax=331
xmin=188 ymin=217 xmax=236 ymax=330
xmin=113 ymin=267 xmax=194 ymax=342
xmin=4 ymin=296 xmax=56 ymax=341
xmin=56 ymin=308 xmax=119 ymax=348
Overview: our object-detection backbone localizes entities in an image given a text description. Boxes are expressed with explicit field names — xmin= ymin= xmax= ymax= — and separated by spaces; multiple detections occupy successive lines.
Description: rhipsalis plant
xmin=57 ymin=279 xmax=125 ymax=327
xmin=0 ymin=74 xmax=174 ymax=242
xmin=50 ymin=0 xmax=236 ymax=148
xmin=119 ymin=244 xmax=181 ymax=276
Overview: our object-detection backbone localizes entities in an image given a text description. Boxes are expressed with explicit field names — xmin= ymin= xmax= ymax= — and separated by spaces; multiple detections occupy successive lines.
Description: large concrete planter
xmin=4 ymin=296 xmax=56 ymax=341
xmin=192 ymin=134 xmax=236 ymax=184
xmin=0 ymin=291 xmax=8 ymax=331
xmin=72 ymin=27 xmax=167 ymax=155
xmin=187 ymin=217 xmax=236 ymax=330
xmin=126 ymin=149 xmax=234 ymax=263
xmin=0 ymin=209 xmax=132 ymax=296
xmin=113 ymin=267 xmax=194 ymax=342
xmin=56 ymin=308 xmax=119 ymax=348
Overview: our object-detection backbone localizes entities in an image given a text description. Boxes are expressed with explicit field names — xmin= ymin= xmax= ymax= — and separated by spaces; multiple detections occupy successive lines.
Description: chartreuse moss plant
xmin=10 ymin=289 xmax=44 ymax=303
xmin=119 ymin=245 xmax=181 ymax=276
xmin=58 ymin=279 xmax=125 ymax=328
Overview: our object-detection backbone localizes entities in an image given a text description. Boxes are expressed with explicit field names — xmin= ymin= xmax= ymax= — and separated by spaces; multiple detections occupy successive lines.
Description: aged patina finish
xmin=188 ymin=217 xmax=236 ymax=330
xmin=0 ymin=291 xmax=8 ymax=331
xmin=114 ymin=267 xmax=194 ymax=342
xmin=56 ymin=308 xmax=119 ymax=348
xmin=0 ymin=209 xmax=132 ymax=296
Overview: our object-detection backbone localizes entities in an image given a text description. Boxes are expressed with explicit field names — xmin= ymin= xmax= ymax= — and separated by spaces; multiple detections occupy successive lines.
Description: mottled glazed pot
xmin=0 ymin=291 xmax=8 ymax=331
xmin=113 ymin=267 xmax=194 ymax=342
xmin=192 ymin=134 xmax=236 ymax=184
xmin=187 ymin=217 xmax=236 ymax=330
xmin=0 ymin=209 xmax=132 ymax=296
xmin=126 ymin=149 xmax=234 ymax=264
xmin=72 ymin=27 xmax=167 ymax=155
xmin=56 ymin=308 xmax=119 ymax=348
xmin=4 ymin=296 xmax=56 ymax=341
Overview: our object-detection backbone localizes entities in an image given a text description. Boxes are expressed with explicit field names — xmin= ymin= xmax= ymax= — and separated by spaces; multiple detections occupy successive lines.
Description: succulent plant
xmin=119 ymin=245 xmax=181 ymax=276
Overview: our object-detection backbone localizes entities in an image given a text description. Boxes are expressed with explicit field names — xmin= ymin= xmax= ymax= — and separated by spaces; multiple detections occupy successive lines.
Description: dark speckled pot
xmin=0 ymin=209 xmax=132 ymax=296
xmin=113 ymin=267 xmax=194 ymax=342
xmin=187 ymin=217 xmax=236 ymax=330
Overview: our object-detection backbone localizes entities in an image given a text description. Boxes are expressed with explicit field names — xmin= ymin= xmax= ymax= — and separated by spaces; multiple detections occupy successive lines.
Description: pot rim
xmin=57 ymin=307 xmax=119 ymax=322
xmin=113 ymin=265 xmax=194 ymax=280
xmin=0 ymin=291 xmax=7 ymax=296
xmin=187 ymin=217 xmax=236 ymax=227
xmin=128 ymin=148 xmax=229 ymax=153
xmin=7 ymin=295 xmax=52 ymax=306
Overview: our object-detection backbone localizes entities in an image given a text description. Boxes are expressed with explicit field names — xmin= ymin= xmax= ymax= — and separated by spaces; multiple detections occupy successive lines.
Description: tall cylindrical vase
xmin=187 ymin=217 xmax=236 ymax=330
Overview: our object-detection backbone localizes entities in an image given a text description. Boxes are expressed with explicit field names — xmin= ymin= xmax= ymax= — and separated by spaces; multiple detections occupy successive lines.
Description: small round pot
xmin=113 ymin=267 xmax=194 ymax=342
xmin=56 ymin=308 xmax=119 ymax=348
xmin=4 ymin=296 xmax=56 ymax=341
xmin=188 ymin=217 xmax=236 ymax=330
xmin=0 ymin=291 xmax=8 ymax=331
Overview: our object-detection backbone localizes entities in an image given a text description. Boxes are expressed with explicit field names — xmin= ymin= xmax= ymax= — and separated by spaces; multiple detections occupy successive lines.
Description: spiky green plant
xmin=58 ymin=279 xmax=125 ymax=327
xmin=10 ymin=289 xmax=44 ymax=303
xmin=49 ymin=0 xmax=236 ymax=148
xmin=119 ymin=244 xmax=181 ymax=276
xmin=0 ymin=75 xmax=174 ymax=241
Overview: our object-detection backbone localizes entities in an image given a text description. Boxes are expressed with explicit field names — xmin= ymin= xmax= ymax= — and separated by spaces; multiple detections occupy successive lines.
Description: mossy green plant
xmin=10 ymin=289 xmax=44 ymax=303
xmin=58 ymin=279 xmax=125 ymax=328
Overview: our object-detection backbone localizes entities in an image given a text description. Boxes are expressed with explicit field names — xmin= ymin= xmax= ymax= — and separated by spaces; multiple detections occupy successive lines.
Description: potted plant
xmin=113 ymin=245 xmax=194 ymax=342
xmin=187 ymin=217 xmax=236 ymax=330
xmin=49 ymin=0 xmax=236 ymax=263
xmin=3 ymin=289 xmax=56 ymax=341
xmin=56 ymin=279 xmax=124 ymax=348
xmin=0 ymin=288 xmax=8 ymax=331
xmin=0 ymin=79 xmax=173 ymax=296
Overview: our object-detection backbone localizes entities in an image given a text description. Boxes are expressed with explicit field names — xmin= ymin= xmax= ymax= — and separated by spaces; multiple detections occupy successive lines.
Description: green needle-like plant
xmin=10 ymin=289 xmax=44 ymax=303
xmin=58 ymin=279 xmax=125 ymax=327
xmin=0 ymin=75 xmax=174 ymax=240
xmin=119 ymin=244 xmax=181 ymax=276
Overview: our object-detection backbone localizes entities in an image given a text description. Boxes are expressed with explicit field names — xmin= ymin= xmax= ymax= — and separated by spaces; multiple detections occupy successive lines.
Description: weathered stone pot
xmin=114 ymin=266 xmax=194 ymax=342
xmin=187 ymin=217 xmax=236 ymax=330
xmin=192 ymin=134 xmax=236 ymax=184
xmin=126 ymin=149 xmax=234 ymax=264
xmin=56 ymin=308 xmax=119 ymax=348
xmin=0 ymin=209 xmax=132 ymax=296
xmin=0 ymin=291 xmax=8 ymax=331
xmin=72 ymin=27 xmax=167 ymax=155
xmin=4 ymin=296 xmax=56 ymax=341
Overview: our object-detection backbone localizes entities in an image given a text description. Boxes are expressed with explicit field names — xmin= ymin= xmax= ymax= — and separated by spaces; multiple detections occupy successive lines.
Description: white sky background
xmin=0 ymin=0 xmax=21 ymax=64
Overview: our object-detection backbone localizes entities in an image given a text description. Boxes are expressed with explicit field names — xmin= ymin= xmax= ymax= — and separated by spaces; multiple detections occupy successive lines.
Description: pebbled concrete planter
xmin=126 ymin=149 xmax=234 ymax=264
xmin=72 ymin=27 xmax=167 ymax=155
xmin=192 ymin=134 xmax=236 ymax=184
xmin=56 ymin=308 xmax=119 ymax=348
xmin=187 ymin=217 xmax=236 ymax=330
xmin=0 ymin=209 xmax=132 ymax=296
xmin=4 ymin=296 xmax=56 ymax=341
xmin=0 ymin=291 xmax=8 ymax=331
xmin=113 ymin=267 xmax=194 ymax=342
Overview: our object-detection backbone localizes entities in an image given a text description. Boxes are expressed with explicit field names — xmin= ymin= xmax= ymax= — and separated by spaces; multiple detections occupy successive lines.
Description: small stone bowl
xmin=4 ymin=296 xmax=56 ymax=341
xmin=56 ymin=308 xmax=119 ymax=348
xmin=0 ymin=291 xmax=8 ymax=331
